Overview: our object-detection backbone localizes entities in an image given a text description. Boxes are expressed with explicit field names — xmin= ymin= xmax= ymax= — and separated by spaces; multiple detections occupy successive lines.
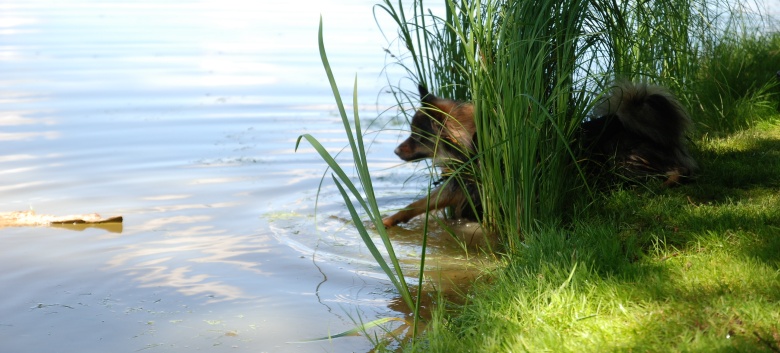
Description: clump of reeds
xmin=375 ymin=0 xmax=773 ymax=249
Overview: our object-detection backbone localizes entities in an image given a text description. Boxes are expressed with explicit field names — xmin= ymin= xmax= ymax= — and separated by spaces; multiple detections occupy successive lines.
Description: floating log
xmin=0 ymin=210 xmax=123 ymax=227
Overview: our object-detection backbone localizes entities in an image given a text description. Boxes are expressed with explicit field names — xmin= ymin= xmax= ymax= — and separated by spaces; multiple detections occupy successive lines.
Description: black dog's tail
xmin=594 ymin=80 xmax=698 ymax=176
xmin=595 ymin=81 xmax=690 ymax=147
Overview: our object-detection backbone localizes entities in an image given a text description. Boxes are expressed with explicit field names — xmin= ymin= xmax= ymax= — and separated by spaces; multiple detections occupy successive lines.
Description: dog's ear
xmin=418 ymin=84 xmax=435 ymax=104
xmin=418 ymin=84 xmax=429 ymax=97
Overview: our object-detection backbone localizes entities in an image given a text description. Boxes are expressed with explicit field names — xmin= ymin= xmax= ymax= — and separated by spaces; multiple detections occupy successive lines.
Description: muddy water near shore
xmin=0 ymin=1 xmax=490 ymax=352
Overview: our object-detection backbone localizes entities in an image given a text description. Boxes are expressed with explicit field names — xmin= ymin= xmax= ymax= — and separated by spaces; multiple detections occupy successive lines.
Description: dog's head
xmin=394 ymin=85 xmax=475 ymax=163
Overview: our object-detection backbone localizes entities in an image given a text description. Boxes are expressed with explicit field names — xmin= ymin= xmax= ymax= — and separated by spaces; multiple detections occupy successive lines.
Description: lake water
xmin=0 ymin=1 xmax=491 ymax=352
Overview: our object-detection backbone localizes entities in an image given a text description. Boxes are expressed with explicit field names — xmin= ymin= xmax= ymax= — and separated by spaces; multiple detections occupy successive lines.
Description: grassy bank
xmin=390 ymin=22 xmax=780 ymax=351
xmin=308 ymin=0 xmax=780 ymax=350
xmin=406 ymin=119 xmax=780 ymax=352
xmin=374 ymin=1 xmax=780 ymax=351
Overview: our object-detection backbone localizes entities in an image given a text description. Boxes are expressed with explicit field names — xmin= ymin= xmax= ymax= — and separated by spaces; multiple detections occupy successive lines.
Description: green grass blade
xmin=331 ymin=175 xmax=413 ymax=308
xmin=297 ymin=17 xmax=416 ymax=313
xmin=294 ymin=134 xmax=372 ymax=216
xmin=290 ymin=317 xmax=409 ymax=342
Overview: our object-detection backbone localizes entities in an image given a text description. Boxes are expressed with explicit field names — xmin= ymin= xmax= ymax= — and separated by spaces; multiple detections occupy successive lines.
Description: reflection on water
xmin=52 ymin=221 xmax=124 ymax=233
xmin=106 ymin=232 xmax=267 ymax=303
xmin=0 ymin=0 xmax=486 ymax=352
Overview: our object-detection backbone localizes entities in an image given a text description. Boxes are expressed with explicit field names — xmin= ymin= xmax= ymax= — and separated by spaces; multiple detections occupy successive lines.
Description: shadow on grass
xmin=530 ymin=124 xmax=780 ymax=349
xmin=590 ymin=125 xmax=780 ymax=266
xmin=504 ymin=208 xmax=780 ymax=350
xmin=691 ymin=135 xmax=780 ymax=199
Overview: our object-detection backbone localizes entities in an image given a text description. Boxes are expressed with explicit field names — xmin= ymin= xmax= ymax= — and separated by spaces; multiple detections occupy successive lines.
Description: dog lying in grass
xmin=580 ymin=81 xmax=698 ymax=187
xmin=382 ymin=81 xmax=698 ymax=227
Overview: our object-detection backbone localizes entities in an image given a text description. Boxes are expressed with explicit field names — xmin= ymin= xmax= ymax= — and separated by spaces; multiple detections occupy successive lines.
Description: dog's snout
xmin=394 ymin=139 xmax=413 ymax=159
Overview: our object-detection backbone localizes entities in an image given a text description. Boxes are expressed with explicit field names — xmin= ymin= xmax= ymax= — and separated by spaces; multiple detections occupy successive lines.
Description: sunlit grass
xmin=693 ymin=33 xmax=780 ymax=134
xmin=402 ymin=122 xmax=780 ymax=352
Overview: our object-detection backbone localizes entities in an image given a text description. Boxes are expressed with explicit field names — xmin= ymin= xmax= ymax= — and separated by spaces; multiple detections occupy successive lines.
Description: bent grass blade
xmin=294 ymin=17 xmax=416 ymax=313
xmin=289 ymin=317 xmax=411 ymax=343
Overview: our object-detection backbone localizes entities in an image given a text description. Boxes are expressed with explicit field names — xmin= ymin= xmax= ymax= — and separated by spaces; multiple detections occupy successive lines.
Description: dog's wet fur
xmin=381 ymin=85 xmax=480 ymax=228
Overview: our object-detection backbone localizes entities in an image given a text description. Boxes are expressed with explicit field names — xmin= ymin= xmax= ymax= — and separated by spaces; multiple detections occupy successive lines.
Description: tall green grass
xmin=297 ymin=18 xmax=419 ymax=322
xmin=465 ymin=0 xmax=596 ymax=247
xmin=693 ymin=32 xmax=780 ymax=133
xmin=377 ymin=0 xmax=598 ymax=247
xmin=376 ymin=0 xmax=471 ymax=99
xmin=375 ymin=0 xmax=778 ymax=248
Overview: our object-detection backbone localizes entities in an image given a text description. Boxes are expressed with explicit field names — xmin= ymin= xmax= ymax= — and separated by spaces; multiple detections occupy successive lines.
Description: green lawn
xmin=403 ymin=120 xmax=780 ymax=352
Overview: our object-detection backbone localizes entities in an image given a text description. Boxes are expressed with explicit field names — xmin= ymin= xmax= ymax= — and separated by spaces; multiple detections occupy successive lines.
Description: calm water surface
xmin=0 ymin=1 xmax=486 ymax=352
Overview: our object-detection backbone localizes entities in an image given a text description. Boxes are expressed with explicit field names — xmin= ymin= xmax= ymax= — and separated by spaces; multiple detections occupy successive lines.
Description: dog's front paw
xmin=381 ymin=216 xmax=397 ymax=228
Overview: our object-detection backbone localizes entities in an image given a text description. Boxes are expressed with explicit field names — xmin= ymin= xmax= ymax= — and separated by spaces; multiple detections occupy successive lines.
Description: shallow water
xmin=0 ymin=1 xmax=489 ymax=352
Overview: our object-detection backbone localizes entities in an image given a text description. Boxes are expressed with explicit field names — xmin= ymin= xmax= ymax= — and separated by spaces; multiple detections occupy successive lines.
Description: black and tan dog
xmin=381 ymin=85 xmax=480 ymax=228
xmin=382 ymin=81 xmax=697 ymax=227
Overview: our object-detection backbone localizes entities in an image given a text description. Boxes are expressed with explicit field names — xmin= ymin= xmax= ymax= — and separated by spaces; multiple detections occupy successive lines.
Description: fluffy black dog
xmin=580 ymin=81 xmax=698 ymax=186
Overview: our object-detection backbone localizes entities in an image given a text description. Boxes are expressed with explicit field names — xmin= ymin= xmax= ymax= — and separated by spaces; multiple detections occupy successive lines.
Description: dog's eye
xmin=412 ymin=130 xmax=431 ymax=143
